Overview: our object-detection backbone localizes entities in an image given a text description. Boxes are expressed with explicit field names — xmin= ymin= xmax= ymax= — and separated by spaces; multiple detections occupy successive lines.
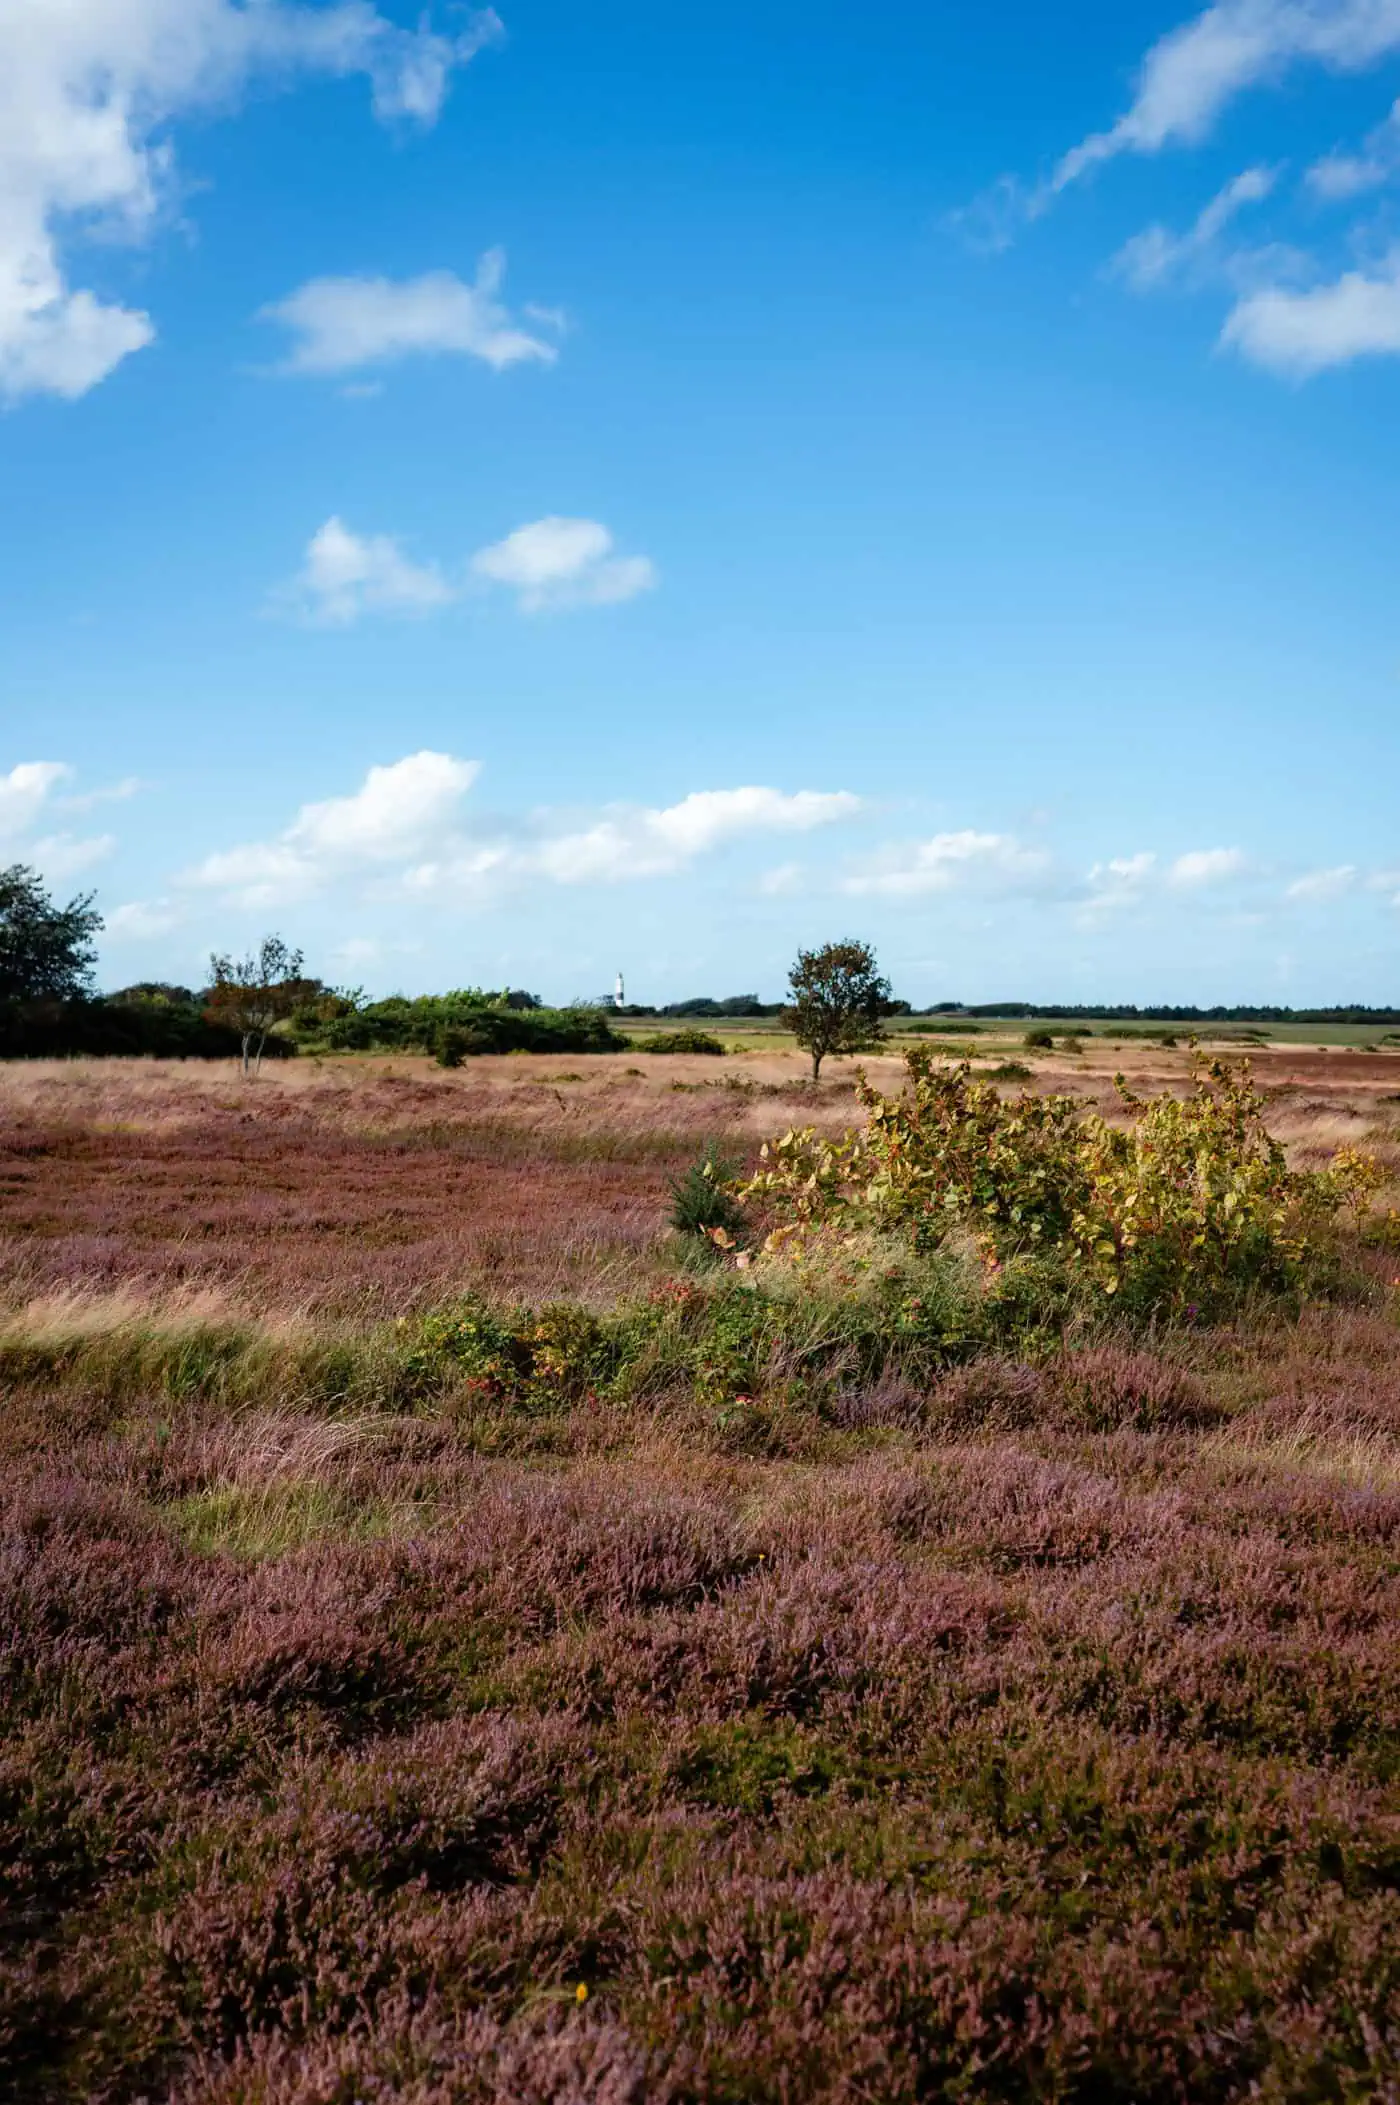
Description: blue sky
xmin=3 ymin=0 xmax=1399 ymax=1006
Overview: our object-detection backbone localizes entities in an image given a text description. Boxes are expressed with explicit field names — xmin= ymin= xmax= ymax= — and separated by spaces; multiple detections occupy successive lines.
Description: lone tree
xmin=0 ymin=864 xmax=102 ymax=1005
xmin=205 ymin=936 xmax=310 ymax=1076
xmin=783 ymin=938 xmax=892 ymax=1079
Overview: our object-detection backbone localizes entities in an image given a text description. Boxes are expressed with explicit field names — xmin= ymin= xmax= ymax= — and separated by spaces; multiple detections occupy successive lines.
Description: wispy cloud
xmin=1056 ymin=0 xmax=1400 ymax=189
xmin=1287 ymin=865 xmax=1357 ymax=901
xmin=841 ymin=831 xmax=1053 ymax=899
xmin=0 ymin=1 xmax=500 ymax=403
xmin=1112 ymin=166 xmax=1279 ymax=290
xmin=261 ymin=251 xmax=559 ymax=378
xmin=1308 ymin=95 xmax=1400 ymax=197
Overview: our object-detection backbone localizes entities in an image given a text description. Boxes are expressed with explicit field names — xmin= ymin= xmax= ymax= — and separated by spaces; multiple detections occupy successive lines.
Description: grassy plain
xmin=3 ymin=1042 xmax=1400 ymax=2102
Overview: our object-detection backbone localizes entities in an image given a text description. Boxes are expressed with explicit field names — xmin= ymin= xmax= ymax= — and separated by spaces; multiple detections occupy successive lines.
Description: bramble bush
xmin=741 ymin=1048 xmax=1381 ymax=1319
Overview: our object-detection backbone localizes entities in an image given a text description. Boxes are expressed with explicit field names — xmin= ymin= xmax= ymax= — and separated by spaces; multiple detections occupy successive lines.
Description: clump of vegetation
xmin=1023 ymin=1028 xmax=1055 ymax=1050
xmin=988 ymin=1060 xmax=1033 ymax=1082
xmin=293 ymin=990 xmax=629 ymax=1058
xmin=643 ymin=1029 xmax=726 ymax=1055
xmin=742 ymin=1050 xmax=1380 ymax=1319
xmin=667 ymin=1144 xmax=748 ymax=1243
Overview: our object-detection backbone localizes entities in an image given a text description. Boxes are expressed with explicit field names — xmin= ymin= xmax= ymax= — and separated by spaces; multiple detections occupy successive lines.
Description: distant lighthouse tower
xmin=614 ymin=971 xmax=625 ymax=1010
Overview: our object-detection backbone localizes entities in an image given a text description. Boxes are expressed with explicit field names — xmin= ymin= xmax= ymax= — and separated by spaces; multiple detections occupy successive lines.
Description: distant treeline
xmin=0 ymin=988 xmax=264 ymax=1061
xmin=929 ymin=1005 xmax=1400 ymax=1024
xmin=619 ymin=995 xmax=782 ymax=1018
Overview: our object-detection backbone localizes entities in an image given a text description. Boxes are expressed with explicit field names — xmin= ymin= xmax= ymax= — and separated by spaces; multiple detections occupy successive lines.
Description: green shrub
xmin=644 ymin=1030 xmax=727 ymax=1055
xmin=668 ymin=1146 xmax=748 ymax=1243
xmin=741 ymin=1051 xmax=1379 ymax=1319
xmin=1023 ymin=1029 xmax=1055 ymax=1050
xmin=989 ymin=1061 xmax=1033 ymax=1082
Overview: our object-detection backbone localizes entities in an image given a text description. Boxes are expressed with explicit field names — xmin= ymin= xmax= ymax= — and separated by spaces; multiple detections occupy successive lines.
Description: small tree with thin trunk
xmin=205 ymin=936 xmax=308 ymax=1076
xmin=782 ymin=938 xmax=892 ymax=1079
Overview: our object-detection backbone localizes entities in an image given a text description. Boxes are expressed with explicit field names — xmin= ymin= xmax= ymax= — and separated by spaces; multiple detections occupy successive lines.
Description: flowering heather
xmin=1 ymin=1050 xmax=1399 ymax=2097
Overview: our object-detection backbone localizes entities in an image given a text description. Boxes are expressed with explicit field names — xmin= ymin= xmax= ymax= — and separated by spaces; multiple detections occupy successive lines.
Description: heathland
xmin=3 ymin=1033 xmax=1400 ymax=2101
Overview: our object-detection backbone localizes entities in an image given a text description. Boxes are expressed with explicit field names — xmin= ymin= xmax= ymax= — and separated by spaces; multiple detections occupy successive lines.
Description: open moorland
xmin=4 ymin=1040 xmax=1400 ymax=2102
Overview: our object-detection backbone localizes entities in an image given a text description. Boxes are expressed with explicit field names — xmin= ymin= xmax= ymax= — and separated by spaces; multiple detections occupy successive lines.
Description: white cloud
xmin=106 ymin=897 xmax=182 ymax=941
xmin=0 ymin=759 xmax=115 ymax=878
xmin=471 ymin=517 xmax=657 ymax=612
xmin=1309 ymin=95 xmax=1400 ymax=196
xmin=1287 ymin=865 xmax=1357 ymax=900
xmin=758 ymin=862 xmax=806 ymax=897
xmin=842 ymin=830 xmax=1052 ymax=899
xmin=26 ymin=832 xmax=116 ymax=880
xmin=262 ymin=250 xmax=558 ymax=377
xmin=0 ymin=0 xmax=500 ymax=402
xmin=529 ymin=789 xmax=860 ymax=885
xmin=1057 ymin=0 xmax=1400 ymax=187
xmin=1113 ymin=166 xmax=1278 ymax=290
xmin=186 ymin=750 xmax=480 ymax=904
xmin=59 ymin=775 xmax=143 ymax=812
xmin=1168 ymin=846 xmax=1248 ymax=887
xmin=282 ymin=514 xmax=656 ymax=624
xmin=0 ymin=760 xmax=71 ymax=838
xmin=1082 ymin=851 xmax=1158 ymax=914
xmin=184 ymin=758 xmax=860 ymax=905
xmin=1222 ymin=252 xmax=1400 ymax=373
xmin=287 ymin=517 xmax=456 ymax=625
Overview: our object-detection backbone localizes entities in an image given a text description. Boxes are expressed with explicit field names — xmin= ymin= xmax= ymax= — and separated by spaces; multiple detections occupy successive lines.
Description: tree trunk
xmin=252 ymin=1032 xmax=266 ymax=1078
xmin=811 ymin=1048 xmax=823 ymax=1080
xmin=240 ymin=1033 xmax=252 ymax=1078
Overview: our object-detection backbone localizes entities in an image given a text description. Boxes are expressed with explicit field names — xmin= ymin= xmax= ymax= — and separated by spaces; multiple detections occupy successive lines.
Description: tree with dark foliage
xmin=783 ymin=938 xmax=892 ymax=1079
xmin=0 ymin=863 xmax=102 ymax=1004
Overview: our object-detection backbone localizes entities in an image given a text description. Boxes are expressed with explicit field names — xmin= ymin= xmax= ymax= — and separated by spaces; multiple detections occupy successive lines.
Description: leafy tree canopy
xmin=782 ymin=938 xmax=892 ymax=1079
xmin=0 ymin=863 xmax=102 ymax=1005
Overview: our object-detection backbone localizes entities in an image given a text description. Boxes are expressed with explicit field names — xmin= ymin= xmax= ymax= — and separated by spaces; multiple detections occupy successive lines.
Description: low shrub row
xmin=291 ymin=996 xmax=630 ymax=1060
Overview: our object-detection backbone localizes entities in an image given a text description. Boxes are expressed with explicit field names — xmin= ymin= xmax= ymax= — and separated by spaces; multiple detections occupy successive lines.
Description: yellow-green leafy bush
xmin=741 ymin=1051 xmax=1378 ymax=1317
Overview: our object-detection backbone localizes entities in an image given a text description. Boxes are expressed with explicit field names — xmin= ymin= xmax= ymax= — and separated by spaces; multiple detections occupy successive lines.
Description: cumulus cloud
xmin=471 ymin=518 xmax=657 ymax=612
xmin=287 ymin=517 xmax=456 ymax=625
xmin=527 ymin=789 xmax=860 ymax=885
xmin=1057 ymin=0 xmax=1400 ymax=188
xmin=1287 ymin=865 xmax=1357 ymax=900
xmin=1167 ymin=846 xmax=1249 ymax=887
xmin=186 ymin=751 xmax=480 ymax=904
xmin=0 ymin=760 xmax=121 ymax=879
xmin=281 ymin=514 xmax=657 ymax=623
xmin=0 ymin=0 xmax=500 ymax=402
xmin=0 ymin=761 xmax=71 ymax=838
xmin=841 ymin=831 xmax=1052 ymax=899
xmin=183 ymin=757 xmax=861 ymax=905
xmin=262 ymin=250 xmax=559 ymax=377
xmin=1222 ymin=252 xmax=1400 ymax=373
xmin=1081 ymin=851 xmax=1158 ymax=915
xmin=1112 ymin=166 xmax=1278 ymax=290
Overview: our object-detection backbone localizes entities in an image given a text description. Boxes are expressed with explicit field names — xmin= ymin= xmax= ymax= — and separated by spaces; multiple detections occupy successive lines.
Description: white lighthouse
xmin=614 ymin=971 xmax=625 ymax=1010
